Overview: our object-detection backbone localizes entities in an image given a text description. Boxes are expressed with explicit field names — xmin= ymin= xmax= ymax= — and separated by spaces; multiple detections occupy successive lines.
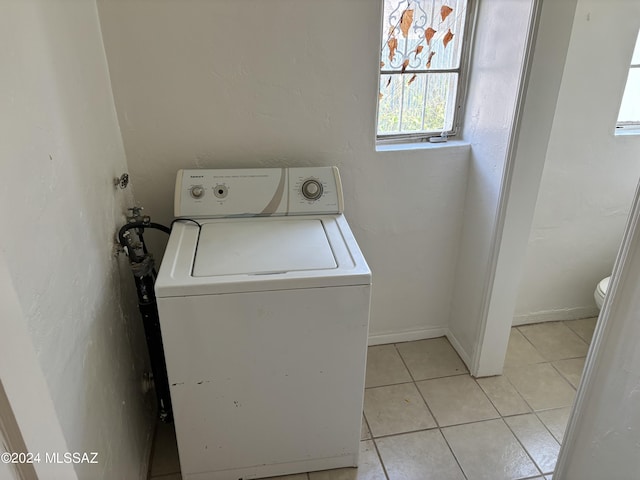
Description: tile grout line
xmin=392 ymin=341 xmax=471 ymax=480
xmin=507 ymin=320 xmax=595 ymax=477
xmin=369 ymin=435 xmax=391 ymax=480
xmin=501 ymin=416 xmax=545 ymax=478
xmin=533 ymin=409 xmax=565 ymax=445
xmin=368 ymin=323 xmax=588 ymax=478
xmin=514 ymin=324 xmax=550 ymax=362
xmin=365 ymin=369 xmax=470 ymax=390
xmin=519 ymin=322 xmax=590 ymax=358
xmin=548 ymin=360 xmax=581 ymax=391
xmin=391 ymin=341 xmax=470 ymax=478
xmin=361 ymin=412 xmax=390 ymax=480
xmin=462 ymin=376 xmax=546 ymax=477
xmin=475 ymin=373 xmax=533 ymax=416
xmin=503 ymin=325 xmax=582 ymax=457
xmin=438 ymin=426 xmax=470 ymax=480
xmin=365 ymin=404 xmax=569 ymax=443
xmin=496 ymin=367 xmax=538 ymax=414
xmin=392 ymin=342 xmax=442 ymax=429
xmin=503 ymin=358 xmax=582 ymax=413
xmin=562 ymin=318 xmax=594 ymax=346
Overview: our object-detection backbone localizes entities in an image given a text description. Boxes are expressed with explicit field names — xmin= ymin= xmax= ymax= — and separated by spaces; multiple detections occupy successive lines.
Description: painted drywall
xmin=447 ymin=0 xmax=538 ymax=369
xmin=555 ymin=179 xmax=640 ymax=479
xmin=97 ymin=0 xmax=470 ymax=343
xmin=0 ymin=253 xmax=77 ymax=480
xmin=514 ymin=0 xmax=640 ymax=325
xmin=471 ymin=0 xmax=579 ymax=376
xmin=0 ymin=1 xmax=154 ymax=478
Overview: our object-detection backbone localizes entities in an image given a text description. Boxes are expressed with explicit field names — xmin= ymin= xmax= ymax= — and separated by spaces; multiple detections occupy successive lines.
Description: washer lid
xmin=192 ymin=219 xmax=337 ymax=277
xmin=156 ymin=215 xmax=371 ymax=297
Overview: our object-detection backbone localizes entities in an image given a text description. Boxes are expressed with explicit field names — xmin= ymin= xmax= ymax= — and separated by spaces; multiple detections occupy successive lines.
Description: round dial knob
xmin=190 ymin=186 xmax=204 ymax=198
xmin=302 ymin=179 xmax=323 ymax=200
xmin=214 ymin=184 xmax=228 ymax=199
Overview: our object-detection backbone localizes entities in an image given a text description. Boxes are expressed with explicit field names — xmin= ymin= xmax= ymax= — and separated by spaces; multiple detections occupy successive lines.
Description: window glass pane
xmin=377 ymin=72 xmax=458 ymax=135
xmin=424 ymin=72 xmax=457 ymax=131
xmin=380 ymin=0 xmax=468 ymax=72
xmin=377 ymin=0 xmax=470 ymax=139
xmin=618 ymin=69 xmax=640 ymax=124
xmin=378 ymin=75 xmax=402 ymax=133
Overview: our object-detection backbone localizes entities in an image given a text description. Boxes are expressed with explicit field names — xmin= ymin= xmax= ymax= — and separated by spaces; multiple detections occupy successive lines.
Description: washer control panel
xmin=175 ymin=167 xmax=344 ymax=218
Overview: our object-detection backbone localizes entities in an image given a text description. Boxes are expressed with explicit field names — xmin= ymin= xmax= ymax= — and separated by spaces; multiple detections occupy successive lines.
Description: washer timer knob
xmin=190 ymin=186 xmax=205 ymax=199
xmin=301 ymin=179 xmax=323 ymax=200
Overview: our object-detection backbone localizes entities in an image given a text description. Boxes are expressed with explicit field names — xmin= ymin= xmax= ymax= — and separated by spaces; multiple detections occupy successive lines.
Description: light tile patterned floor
xmin=149 ymin=318 xmax=595 ymax=480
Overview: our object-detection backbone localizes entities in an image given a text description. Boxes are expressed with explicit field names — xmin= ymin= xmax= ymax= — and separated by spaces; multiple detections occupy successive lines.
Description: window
xmin=616 ymin=30 xmax=640 ymax=133
xmin=377 ymin=0 xmax=475 ymax=143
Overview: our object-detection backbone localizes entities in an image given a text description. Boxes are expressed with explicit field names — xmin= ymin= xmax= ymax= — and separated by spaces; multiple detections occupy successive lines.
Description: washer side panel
xmin=157 ymin=285 xmax=370 ymax=479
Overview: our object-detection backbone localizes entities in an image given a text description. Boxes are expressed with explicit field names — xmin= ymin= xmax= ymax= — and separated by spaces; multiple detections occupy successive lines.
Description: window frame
xmin=375 ymin=0 xmax=478 ymax=145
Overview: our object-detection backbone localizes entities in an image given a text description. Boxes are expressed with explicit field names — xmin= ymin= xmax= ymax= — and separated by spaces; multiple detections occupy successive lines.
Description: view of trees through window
xmin=377 ymin=0 xmax=470 ymax=140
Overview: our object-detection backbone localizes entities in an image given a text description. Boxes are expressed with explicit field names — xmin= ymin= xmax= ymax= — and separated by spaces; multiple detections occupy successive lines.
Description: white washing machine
xmin=155 ymin=167 xmax=371 ymax=480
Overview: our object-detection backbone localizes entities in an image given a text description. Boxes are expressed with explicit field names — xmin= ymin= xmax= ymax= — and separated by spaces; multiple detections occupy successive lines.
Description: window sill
xmin=614 ymin=128 xmax=640 ymax=137
xmin=375 ymin=139 xmax=471 ymax=153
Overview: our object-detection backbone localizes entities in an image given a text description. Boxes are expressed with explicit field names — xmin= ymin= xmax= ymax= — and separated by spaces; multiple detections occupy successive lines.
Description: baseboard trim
xmin=513 ymin=306 xmax=600 ymax=326
xmin=368 ymin=327 xmax=448 ymax=346
xmin=445 ymin=330 xmax=473 ymax=372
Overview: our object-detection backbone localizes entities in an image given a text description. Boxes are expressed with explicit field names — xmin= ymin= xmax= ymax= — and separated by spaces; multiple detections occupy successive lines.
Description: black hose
xmin=118 ymin=219 xmax=174 ymax=422
xmin=118 ymin=221 xmax=171 ymax=247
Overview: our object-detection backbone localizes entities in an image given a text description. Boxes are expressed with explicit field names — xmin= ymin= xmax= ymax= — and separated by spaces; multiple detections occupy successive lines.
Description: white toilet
xmin=594 ymin=276 xmax=611 ymax=309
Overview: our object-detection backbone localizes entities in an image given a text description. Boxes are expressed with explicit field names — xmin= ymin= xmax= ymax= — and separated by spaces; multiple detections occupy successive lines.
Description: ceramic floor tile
xmin=537 ymin=407 xmax=572 ymax=443
xmin=376 ymin=429 xmax=465 ymax=480
xmin=308 ymin=441 xmax=384 ymax=480
xmin=564 ymin=317 xmax=598 ymax=344
xmin=361 ymin=414 xmax=371 ymax=441
xmin=416 ymin=375 xmax=499 ymax=427
xmin=364 ymin=383 xmax=436 ymax=437
xmin=504 ymin=328 xmax=546 ymax=368
xmin=476 ymin=375 xmax=531 ymax=417
xmin=504 ymin=363 xmax=575 ymax=411
xmin=396 ymin=337 xmax=467 ymax=381
xmin=150 ymin=422 xmax=181 ymax=476
xmin=505 ymin=414 xmax=560 ymax=474
xmin=442 ymin=419 xmax=540 ymax=480
xmin=518 ymin=322 xmax=588 ymax=361
xmin=365 ymin=344 xmax=412 ymax=388
xmin=552 ymin=357 xmax=586 ymax=388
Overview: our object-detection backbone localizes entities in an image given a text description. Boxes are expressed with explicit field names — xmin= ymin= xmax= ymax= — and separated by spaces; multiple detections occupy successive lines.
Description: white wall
xmin=0 ymin=253 xmax=78 ymax=480
xmin=555 ymin=179 xmax=640 ymax=479
xmin=465 ymin=0 xmax=579 ymax=376
xmin=0 ymin=1 xmax=153 ymax=478
xmin=97 ymin=0 xmax=471 ymax=343
xmin=514 ymin=0 xmax=640 ymax=325
xmin=447 ymin=0 xmax=538 ymax=369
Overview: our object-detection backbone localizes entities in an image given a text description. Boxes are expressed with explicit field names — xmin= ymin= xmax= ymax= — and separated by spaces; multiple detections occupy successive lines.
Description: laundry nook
xmin=2 ymin=0 xmax=640 ymax=480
